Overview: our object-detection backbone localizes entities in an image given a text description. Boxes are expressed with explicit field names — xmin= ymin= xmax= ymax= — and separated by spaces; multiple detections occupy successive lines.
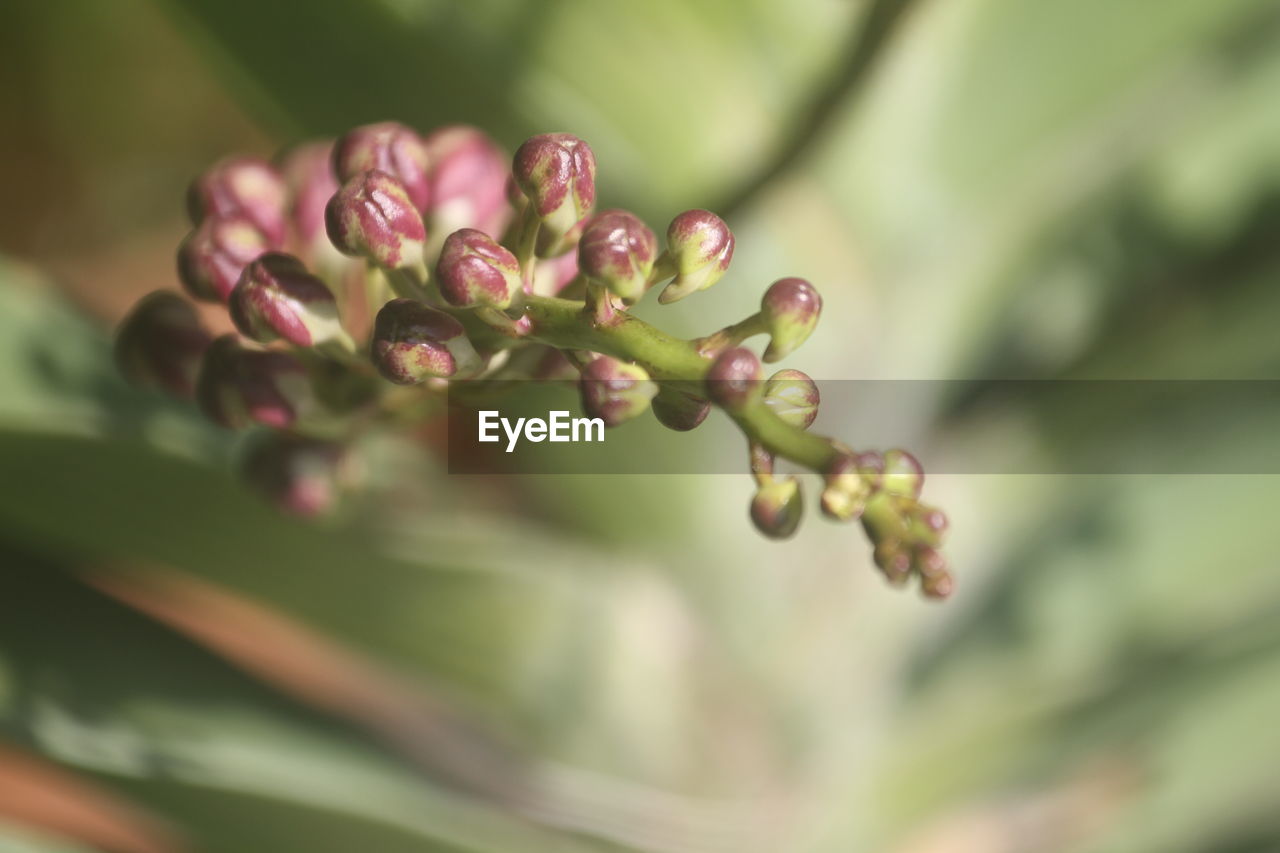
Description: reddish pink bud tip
xmin=188 ymin=156 xmax=288 ymax=247
xmin=177 ymin=215 xmax=272 ymax=303
xmin=333 ymin=122 xmax=431 ymax=211
xmin=705 ymin=347 xmax=762 ymax=412
xmin=436 ymin=228 xmax=522 ymax=310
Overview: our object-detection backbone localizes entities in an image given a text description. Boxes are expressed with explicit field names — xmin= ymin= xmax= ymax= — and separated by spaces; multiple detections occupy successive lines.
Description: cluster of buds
xmin=116 ymin=123 xmax=952 ymax=597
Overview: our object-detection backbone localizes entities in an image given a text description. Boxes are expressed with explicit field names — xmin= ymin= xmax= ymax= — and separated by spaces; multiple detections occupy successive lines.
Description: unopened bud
xmin=241 ymin=433 xmax=356 ymax=518
xmin=333 ymin=122 xmax=431 ymax=210
xmin=578 ymin=210 xmax=657 ymax=304
xmin=760 ymin=277 xmax=821 ymax=362
xmin=917 ymin=504 xmax=949 ymax=536
xmin=705 ymin=347 xmax=762 ymax=413
xmin=658 ymin=210 xmax=734 ymax=304
xmin=279 ymin=141 xmax=342 ymax=265
xmin=115 ymin=291 xmax=212 ymax=398
xmin=914 ymin=546 xmax=947 ymax=579
xmin=177 ymin=215 xmax=271 ymax=303
xmin=325 ymin=170 xmax=426 ymax=270
xmin=921 ymin=569 xmax=955 ymax=601
xmin=422 ymin=125 xmax=511 ymax=236
xmin=230 ymin=253 xmax=345 ymax=348
xmin=579 ymin=356 xmax=656 ymax=427
xmin=534 ymin=250 xmax=581 ymax=297
xmin=512 ymin=133 xmax=596 ymax=241
xmin=196 ymin=335 xmax=316 ymax=430
xmin=651 ymin=388 xmax=711 ymax=432
xmin=820 ymin=451 xmax=870 ymax=521
xmin=371 ymin=298 xmax=481 ymax=383
xmin=873 ymin=540 xmax=912 ymax=586
xmin=882 ymin=448 xmax=924 ymax=499
xmin=762 ymin=369 xmax=819 ymax=429
xmin=188 ymin=156 xmax=288 ymax=247
xmin=750 ymin=477 xmax=803 ymax=540
xmin=436 ymin=228 xmax=522 ymax=310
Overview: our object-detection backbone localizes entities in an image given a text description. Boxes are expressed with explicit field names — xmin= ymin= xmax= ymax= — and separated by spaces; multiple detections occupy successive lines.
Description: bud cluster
xmin=116 ymin=122 xmax=950 ymax=596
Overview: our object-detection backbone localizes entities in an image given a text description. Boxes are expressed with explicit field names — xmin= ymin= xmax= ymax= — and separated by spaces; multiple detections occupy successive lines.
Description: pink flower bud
xmin=279 ymin=140 xmax=341 ymax=264
xmin=659 ymin=209 xmax=734 ymax=304
xmin=177 ymin=215 xmax=272 ymax=303
xmin=241 ymin=433 xmax=357 ymax=518
xmin=188 ymin=156 xmax=288 ymax=247
xmin=114 ymin=291 xmax=212 ymax=399
xmin=873 ymin=540 xmax=912 ymax=586
xmin=325 ymin=170 xmax=427 ymax=270
xmin=651 ymin=388 xmax=710 ymax=431
xmin=371 ymin=298 xmax=481 ymax=383
xmin=229 ymin=252 xmax=344 ymax=348
xmin=435 ymin=228 xmax=522 ymax=310
xmin=579 ymin=356 xmax=657 ymax=426
xmin=196 ymin=335 xmax=316 ymax=430
xmin=822 ymin=450 xmax=884 ymax=523
xmin=333 ymin=122 xmax=431 ymax=211
xmin=578 ymin=209 xmax=658 ymax=304
xmin=512 ymin=133 xmax=596 ymax=241
xmin=760 ymin=277 xmax=822 ymax=362
xmin=882 ymin=448 xmax=924 ymax=499
xmin=750 ymin=477 xmax=804 ymax=540
xmin=422 ymin=125 xmax=512 ymax=237
xmin=705 ymin=347 xmax=762 ymax=412
xmin=762 ymin=369 xmax=819 ymax=429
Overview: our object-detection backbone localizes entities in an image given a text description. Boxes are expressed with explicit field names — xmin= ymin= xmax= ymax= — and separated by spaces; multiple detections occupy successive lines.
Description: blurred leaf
xmin=157 ymin=0 xmax=856 ymax=216
xmin=0 ymin=563 xmax=602 ymax=853
xmin=0 ymin=741 xmax=181 ymax=853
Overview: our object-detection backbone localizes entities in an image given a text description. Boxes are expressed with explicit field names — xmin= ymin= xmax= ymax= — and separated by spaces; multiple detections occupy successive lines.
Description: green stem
xmin=693 ymin=313 xmax=767 ymax=357
xmin=513 ymin=208 xmax=541 ymax=293
xmin=519 ymin=293 xmax=841 ymax=475
xmin=384 ymin=267 xmax=434 ymax=303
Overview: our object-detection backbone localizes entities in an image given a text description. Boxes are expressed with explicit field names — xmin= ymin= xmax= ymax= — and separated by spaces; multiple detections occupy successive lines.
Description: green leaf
xmin=0 ymin=563 xmax=600 ymax=853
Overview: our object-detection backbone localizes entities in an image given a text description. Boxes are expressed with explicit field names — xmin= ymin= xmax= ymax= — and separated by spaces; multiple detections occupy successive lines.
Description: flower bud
xmin=512 ymin=133 xmax=596 ymax=241
xmin=762 ymin=369 xmax=819 ymax=429
xmin=917 ymin=505 xmax=949 ymax=536
xmin=196 ymin=335 xmax=316 ymax=430
xmin=820 ymin=451 xmax=869 ymax=521
xmin=750 ymin=477 xmax=803 ymax=540
xmin=578 ymin=209 xmax=657 ymax=304
xmin=325 ymin=170 xmax=426 ymax=270
xmin=760 ymin=277 xmax=822 ymax=362
xmin=371 ymin=298 xmax=481 ymax=383
xmin=873 ymin=540 xmax=912 ymax=586
xmin=279 ymin=141 xmax=343 ymax=265
xmin=579 ymin=356 xmax=657 ymax=427
xmin=187 ymin=156 xmax=288 ymax=247
xmin=658 ymin=210 xmax=734 ymax=304
xmin=534 ymin=250 xmax=581 ymax=297
xmin=115 ymin=291 xmax=212 ymax=398
xmin=914 ymin=546 xmax=948 ymax=579
xmin=436 ymin=228 xmax=522 ymax=310
xmin=177 ymin=215 xmax=271 ymax=302
xmin=422 ymin=125 xmax=511 ymax=236
xmin=535 ymin=216 xmax=586 ymax=259
xmin=882 ymin=448 xmax=924 ymax=500
xmin=333 ymin=122 xmax=431 ymax=211
xmin=651 ymin=388 xmax=710 ymax=432
xmin=920 ymin=569 xmax=955 ymax=601
xmin=229 ymin=253 xmax=344 ymax=348
xmin=241 ymin=433 xmax=356 ymax=518
xmin=705 ymin=347 xmax=762 ymax=413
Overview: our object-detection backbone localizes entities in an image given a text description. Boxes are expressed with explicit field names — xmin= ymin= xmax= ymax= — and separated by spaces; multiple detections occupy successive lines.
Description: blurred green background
xmin=2 ymin=0 xmax=1280 ymax=851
